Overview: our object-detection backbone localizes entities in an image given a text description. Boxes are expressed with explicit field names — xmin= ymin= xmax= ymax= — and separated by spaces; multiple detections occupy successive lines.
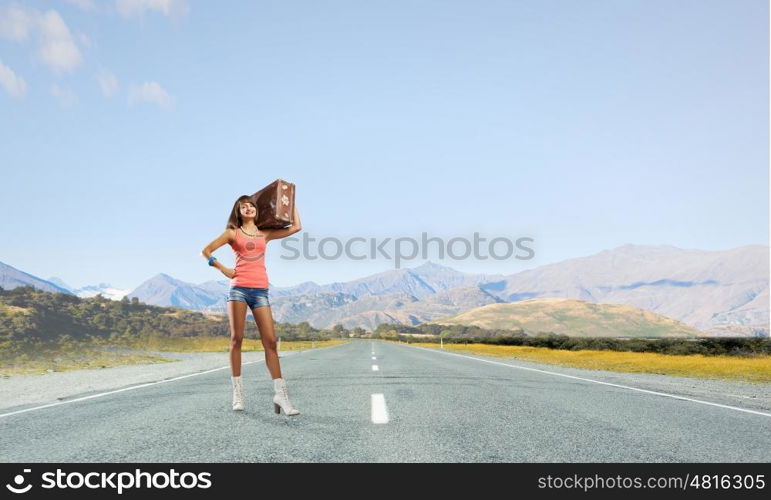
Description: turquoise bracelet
xmin=208 ymin=256 xmax=217 ymax=266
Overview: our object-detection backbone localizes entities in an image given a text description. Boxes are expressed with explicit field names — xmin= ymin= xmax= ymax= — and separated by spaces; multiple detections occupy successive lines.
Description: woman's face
xmin=239 ymin=202 xmax=256 ymax=219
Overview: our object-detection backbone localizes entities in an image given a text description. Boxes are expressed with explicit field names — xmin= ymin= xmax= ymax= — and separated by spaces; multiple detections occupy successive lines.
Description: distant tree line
xmin=368 ymin=322 xmax=526 ymax=340
xmin=0 ymin=286 xmax=338 ymax=344
xmin=366 ymin=322 xmax=771 ymax=357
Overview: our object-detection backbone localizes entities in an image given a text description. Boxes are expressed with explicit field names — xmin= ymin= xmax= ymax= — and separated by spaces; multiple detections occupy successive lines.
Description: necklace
xmin=240 ymin=226 xmax=259 ymax=237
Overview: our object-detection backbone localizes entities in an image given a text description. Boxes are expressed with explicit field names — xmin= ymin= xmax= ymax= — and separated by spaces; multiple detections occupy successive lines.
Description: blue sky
xmin=1 ymin=0 xmax=768 ymax=290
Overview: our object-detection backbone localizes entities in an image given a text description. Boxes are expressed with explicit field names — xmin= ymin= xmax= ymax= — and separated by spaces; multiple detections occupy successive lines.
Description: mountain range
xmin=1 ymin=244 xmax=768 ymax=336
xmin=1 ymin=261 xmax=71 ymax=295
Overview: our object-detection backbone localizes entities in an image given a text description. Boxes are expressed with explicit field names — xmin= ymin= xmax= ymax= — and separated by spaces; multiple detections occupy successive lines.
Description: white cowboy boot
xmin=273 ymin=378 xmax=300 ymax=416
xmin=232 ymin=376 xmax=245 ymax=411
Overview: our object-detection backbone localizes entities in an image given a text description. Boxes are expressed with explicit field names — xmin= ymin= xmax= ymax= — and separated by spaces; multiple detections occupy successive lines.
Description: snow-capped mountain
xmin=47 ymin=276 xmax=131 ymax=301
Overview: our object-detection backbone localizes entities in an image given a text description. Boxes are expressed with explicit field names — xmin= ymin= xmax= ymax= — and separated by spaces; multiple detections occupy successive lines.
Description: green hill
xmin=0 ymin=286 xmax=334 ymax=344
xmin=429 ymin=298 xmax=702 ymax=338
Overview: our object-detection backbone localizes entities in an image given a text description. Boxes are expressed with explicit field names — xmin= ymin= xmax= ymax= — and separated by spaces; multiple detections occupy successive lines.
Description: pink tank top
xmin=229 ymin=227 xmax=269 ymax=288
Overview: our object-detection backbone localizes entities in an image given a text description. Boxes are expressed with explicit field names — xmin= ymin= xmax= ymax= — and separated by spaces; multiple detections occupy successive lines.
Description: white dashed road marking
xmin=372 ymin=365 xmax=379 ymax=371
xmin=371 ymin=394 xmax=389 ymax=424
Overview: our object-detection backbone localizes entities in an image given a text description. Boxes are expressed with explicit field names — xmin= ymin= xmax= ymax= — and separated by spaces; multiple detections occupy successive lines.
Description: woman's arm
xmin=201 ymin=229 xmax=236 ymax=279
xmin=264 ymin=205 xmax=302 ymax=243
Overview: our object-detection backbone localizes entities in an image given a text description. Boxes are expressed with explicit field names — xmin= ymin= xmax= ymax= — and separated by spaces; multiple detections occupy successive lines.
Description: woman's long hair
xmin=226 ymin=195 xmax=258 ymax=230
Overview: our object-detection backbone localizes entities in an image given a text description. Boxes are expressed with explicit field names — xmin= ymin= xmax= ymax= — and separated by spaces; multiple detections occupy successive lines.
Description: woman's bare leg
xmin=227 ymin=301 xmax=247 ymax=377
xmin=252 ymin=305 xmax=282 ymax=379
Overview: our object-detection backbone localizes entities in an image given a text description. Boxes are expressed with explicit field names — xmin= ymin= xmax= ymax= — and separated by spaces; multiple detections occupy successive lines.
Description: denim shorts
xmin=227 ymin=286 xmax=270 ymax=309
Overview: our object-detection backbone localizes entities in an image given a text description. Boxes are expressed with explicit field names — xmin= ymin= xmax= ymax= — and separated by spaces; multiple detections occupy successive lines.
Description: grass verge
xmin=0 ymin=338 xmax=348 ymax=377
xmin=406 ymin=342 xmax=771 ymax=384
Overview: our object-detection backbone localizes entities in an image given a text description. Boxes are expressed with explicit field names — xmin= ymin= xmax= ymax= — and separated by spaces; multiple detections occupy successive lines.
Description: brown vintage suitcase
xmin=251 ymin=179 xmax=296 ymax=229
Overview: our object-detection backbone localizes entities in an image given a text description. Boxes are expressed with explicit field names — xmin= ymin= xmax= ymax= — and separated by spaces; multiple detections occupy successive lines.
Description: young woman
xmin=201 ymin=195 xmax=302 ymax=416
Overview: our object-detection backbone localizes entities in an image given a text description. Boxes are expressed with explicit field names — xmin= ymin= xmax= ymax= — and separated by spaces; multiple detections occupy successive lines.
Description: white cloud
xmin=0 ymin=5 xmax=84 ymax=74
xmin=0 ymin=60 xmax=27 ymax=99
xmin=128 ymin=81 xmax=174 ymax=109
xmin=50 ymin=83 xmax=78 ymax=107
xmin=0 ymin=4 xmax=35 ymax=42
xmin=116 ymin=0 xmax=189 ymax=19
xmin=37 ymin=10 xmax=83 ymax=73
xmin=97 ymin=70 xmax=119 ymax=97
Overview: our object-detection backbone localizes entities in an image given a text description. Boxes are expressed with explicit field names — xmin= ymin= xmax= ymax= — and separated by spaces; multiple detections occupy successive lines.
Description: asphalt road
xmin=1 ymin=340 xmax=769 ymax=462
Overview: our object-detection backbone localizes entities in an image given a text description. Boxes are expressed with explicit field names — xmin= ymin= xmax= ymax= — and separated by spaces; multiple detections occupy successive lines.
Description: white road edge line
xmin=0 ymin=342 xmax=350 ymax=419
xmin=371 ymin=393 xmax=389 ymax=424
xmin=404 ymin=344 xmax=771 ymax=419
xmin=0 ymin=362 xmax=258 ymax=419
